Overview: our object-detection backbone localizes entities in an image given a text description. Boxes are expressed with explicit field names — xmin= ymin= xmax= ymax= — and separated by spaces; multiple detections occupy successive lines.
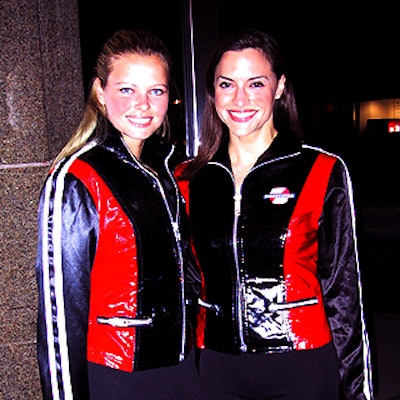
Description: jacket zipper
xmin=233 ymin=189 xmax=247 ymax=352
xmin=123 ymin=141 xmax=186 ymax=362
xmin=210 ymin=162 xmax=247 ymax=352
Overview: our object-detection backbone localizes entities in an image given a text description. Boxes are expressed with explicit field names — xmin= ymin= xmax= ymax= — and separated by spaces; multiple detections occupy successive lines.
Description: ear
xmin=94 ymin=77 xmax=105 ymax=106
xmin=275 ymin=74 xmax=286 ymax=100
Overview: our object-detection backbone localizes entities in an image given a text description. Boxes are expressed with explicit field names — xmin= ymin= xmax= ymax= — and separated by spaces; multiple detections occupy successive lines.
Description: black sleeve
xmin=36 ymin=173 xmax=98 ymax=400
xmin=318 ymin=161 xmax=373 ymax=400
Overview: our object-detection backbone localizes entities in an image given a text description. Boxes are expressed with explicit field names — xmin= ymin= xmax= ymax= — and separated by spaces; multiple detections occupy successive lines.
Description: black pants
xmin=198 ymin=342 xmax=340 ymax=400
xmin=88 ymin=347 xmax=204 ymax=400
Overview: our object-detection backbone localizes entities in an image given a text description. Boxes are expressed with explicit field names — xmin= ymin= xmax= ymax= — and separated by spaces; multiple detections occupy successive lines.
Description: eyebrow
xmin=216 ymin=75 xmax=269 ymax=81
xmin=215 ymin=75 xmax=233 ymax=81
xmin=113 ymin=81 xmax=169 ymax=88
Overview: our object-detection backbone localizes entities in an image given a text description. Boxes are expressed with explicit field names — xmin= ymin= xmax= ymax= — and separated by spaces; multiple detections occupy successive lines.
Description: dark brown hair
xmin=180 ymin=28 xmax=303 ymax=179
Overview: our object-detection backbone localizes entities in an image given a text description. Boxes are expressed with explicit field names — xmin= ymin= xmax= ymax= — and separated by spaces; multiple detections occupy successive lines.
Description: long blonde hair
xmin=51 ymin=28 xmax=172 ymax=168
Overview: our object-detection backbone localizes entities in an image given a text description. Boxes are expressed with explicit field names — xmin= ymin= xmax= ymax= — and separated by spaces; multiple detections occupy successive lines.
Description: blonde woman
xmin=36 ymin=28 xmax=201 ymax=400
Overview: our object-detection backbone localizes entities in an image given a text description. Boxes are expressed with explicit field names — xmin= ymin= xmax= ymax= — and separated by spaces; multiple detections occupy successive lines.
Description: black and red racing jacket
xmin=36 ymin=125 xmax=200 ymax=400
xmin=176 ymin=130 xmax=373 ymax=400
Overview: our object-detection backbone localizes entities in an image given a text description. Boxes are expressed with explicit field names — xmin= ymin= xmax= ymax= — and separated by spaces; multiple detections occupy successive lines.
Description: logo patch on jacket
xmin=263 ymin=187 xmax=295 ymax=205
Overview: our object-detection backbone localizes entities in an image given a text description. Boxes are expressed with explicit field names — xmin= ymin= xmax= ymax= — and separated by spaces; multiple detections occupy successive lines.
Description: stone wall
xmin=0 ymin=1 xmax=84 ymax=398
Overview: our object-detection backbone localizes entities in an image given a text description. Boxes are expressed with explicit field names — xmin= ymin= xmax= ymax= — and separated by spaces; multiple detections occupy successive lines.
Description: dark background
xmin=77 ymin=2 xmax=400 ymax=121
xmin=77 ymin=2 xmax=185 ymax=99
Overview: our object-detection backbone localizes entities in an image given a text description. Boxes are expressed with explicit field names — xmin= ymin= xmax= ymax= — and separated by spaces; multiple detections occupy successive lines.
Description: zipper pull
xmin=172 ymin=221 xmax=180 ymax=241
xmin=233 ymin=193 xmax=242 ymax=216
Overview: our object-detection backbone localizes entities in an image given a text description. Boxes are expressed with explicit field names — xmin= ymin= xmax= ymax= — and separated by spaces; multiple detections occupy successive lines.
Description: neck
xmin=228 ymin=129 xmax=277 ymax=191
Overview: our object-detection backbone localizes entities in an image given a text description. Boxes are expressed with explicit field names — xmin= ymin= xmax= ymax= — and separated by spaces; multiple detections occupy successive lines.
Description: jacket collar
xmin=100 ymin=120 xmax=174 ymax=170
xmin=211 ymin=129 xmax=303 ymax=169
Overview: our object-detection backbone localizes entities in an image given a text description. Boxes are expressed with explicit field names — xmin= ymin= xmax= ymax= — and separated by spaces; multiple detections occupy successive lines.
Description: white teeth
xmin=127 ymin=117 xmax=151 ymax=124
xmin=230 ymin=111 xmax=255 ymax=119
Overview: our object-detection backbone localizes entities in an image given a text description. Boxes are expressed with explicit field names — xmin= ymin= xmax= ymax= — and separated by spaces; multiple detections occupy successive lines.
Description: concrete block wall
xmin=0 ymin=1 xmax=84 ymax=398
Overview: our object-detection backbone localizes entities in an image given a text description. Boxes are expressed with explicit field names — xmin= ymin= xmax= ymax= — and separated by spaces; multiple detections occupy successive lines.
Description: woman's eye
xmin=150 ymin=88 xmax=165 ymax=96
xmin=250 ymin=81 xmax=265 ymax=88
xmin=120 ymin=87 xmax=133 ymax=94
xmin=219 ymin=81 xmax=231 ymax=89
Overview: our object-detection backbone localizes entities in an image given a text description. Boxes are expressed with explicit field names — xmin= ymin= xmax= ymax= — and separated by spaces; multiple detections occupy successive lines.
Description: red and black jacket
xmin=36 ymin=125 xmax=200 ymax=400
xmin=176 ymin=131 xmax=373 ymax=400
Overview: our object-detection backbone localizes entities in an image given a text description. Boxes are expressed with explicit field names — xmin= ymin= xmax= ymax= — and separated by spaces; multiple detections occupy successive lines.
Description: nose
xmin=233 ymin=85 xmax=249 ymax=107
xmin=135 ymin=92 xmax=150 ymax=111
